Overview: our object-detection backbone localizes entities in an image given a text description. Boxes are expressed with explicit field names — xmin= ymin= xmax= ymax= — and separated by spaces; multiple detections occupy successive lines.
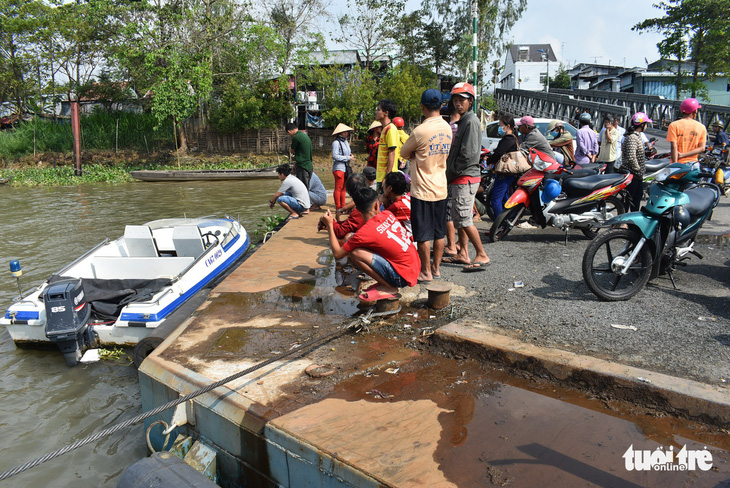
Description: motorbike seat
xmin=684 ymin=187 xmax=718 ymax=217
xmin=645 ymin=158 xmax=672 ymax=173
xmin=575 ymin=162 xmax=604 ymax=173
xmin=562 ymin=173 xmax=627 ymax=196
xmin=545 ymin=169 xmax=596 ymax=181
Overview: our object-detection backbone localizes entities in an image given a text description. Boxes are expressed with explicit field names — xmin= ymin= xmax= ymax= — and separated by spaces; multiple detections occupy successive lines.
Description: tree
xmin=337 ymin=0 xmax=405 ymax=70
xmin=261 ymin=0 xmax=329 ymax=74
xmin=634 ymin=0 xmax=730 ymax=99
xmin=421 ymin=0 xmax=527 ymax=87
xmin=309 ymin=64 xmax=377 ymax=132
xmin=380 ymin=63 xmax=437 ymax=124
xmin=548 ymin=64 xmax=571 ymax=90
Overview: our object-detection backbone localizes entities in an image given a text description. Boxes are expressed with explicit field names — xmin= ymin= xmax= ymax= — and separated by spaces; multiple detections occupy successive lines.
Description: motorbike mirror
xmin=650 ymin=137 xmax=657 ymax=142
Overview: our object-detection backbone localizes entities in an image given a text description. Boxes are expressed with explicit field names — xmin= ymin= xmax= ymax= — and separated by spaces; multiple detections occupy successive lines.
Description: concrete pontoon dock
xmin=139 ymin=213 xmax=730 ymax=487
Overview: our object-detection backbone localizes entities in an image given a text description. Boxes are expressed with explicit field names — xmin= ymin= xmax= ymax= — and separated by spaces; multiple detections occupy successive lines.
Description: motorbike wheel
xmin=489 ymin=204 xmax=526 ymax=242
xmin=582 ymin=228 xmax=652 ymax=301
xmin=580 ymin=196 xmax=626 ymax=239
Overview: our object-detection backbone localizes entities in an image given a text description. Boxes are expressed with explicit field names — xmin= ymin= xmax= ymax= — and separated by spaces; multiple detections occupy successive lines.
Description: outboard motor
xmin=43 ymin=279 xmax=96 ymax=366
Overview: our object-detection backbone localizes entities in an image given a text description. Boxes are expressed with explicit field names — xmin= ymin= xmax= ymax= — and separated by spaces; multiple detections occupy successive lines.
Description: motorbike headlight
xmin=656 ymin=164 xmax=688 ymax=182
xmin=532 ymin=156 xmax=550 ymax=171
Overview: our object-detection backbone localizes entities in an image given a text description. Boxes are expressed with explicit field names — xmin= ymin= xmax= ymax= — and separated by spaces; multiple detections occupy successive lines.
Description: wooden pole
xmin=70 ymin=101 xmax=82 ymax=176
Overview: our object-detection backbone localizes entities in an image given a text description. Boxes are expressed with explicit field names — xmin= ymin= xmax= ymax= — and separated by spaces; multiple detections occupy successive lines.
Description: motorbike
xmin=488 ymin=148 xmax=632 ymax=242
xmin=582 ymin=162 xmax=721 ymax=301
xmin=698 ymin=145 xmax=729 ymax=196
xmin=644 ymin=137 xmax=671 ymax=161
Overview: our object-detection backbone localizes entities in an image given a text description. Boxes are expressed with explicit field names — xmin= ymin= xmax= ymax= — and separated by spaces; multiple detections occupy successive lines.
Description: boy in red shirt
xmin=381 ymin=171 xmax=412 ymax=235
xmin=321 ymin=187 xmax=420 ymax=301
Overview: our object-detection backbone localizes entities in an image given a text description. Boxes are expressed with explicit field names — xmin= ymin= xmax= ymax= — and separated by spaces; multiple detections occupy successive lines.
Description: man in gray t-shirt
xmin=308 ymin=172 xmax=327 ymax=209
xmin=269 ymin=164 xmax=311 ymax=219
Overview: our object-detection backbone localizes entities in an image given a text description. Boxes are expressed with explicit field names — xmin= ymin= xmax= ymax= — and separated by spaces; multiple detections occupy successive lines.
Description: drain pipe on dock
xmin=0 ymin=307 xmax=398 ymax=483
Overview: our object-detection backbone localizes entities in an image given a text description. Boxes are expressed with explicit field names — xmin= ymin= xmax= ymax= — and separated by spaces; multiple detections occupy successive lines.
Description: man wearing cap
xmin=711 ymin=121 xmax=728 ymax=149
xmin=444 ymin=82 xmax=490 ymax=270
xmin=286 ymin=122 xmax=313 ymax=189
xmin=400 ymin=88 xmax=452 ymax=282
xmin=575 ymin=113 xmax=598 ymax=165
xmin=667 ymin=98 xmax=707 ymax=164
xmin=547 ymin=119 xmax=574 ymax=165
xmin=518 ymin=115 xmax=555 ymax=159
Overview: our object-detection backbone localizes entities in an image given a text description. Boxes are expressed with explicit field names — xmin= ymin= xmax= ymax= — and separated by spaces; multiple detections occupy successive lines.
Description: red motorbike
xmin=488 ymin=148 xmax=633 ymax=241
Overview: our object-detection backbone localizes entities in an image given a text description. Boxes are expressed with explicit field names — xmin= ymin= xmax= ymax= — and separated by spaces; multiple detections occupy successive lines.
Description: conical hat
xmin=332 ymin=123 xmax=354 ymax=136
xmin=368 ymin=120 xmax=382 ymax=131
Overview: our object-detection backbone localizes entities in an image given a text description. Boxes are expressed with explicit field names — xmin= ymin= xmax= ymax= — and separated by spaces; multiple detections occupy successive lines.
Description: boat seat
xmin=172 ymin=226 xmax=205 ymax=258
xmin=90 ymin=256 xmax=194 ymax=280
xmin=124 ymin=225 xmax=159 ymax=257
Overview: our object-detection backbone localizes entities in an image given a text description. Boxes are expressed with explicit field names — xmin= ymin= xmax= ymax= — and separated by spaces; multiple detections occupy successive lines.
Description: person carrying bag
xmin=486 ymin=115 xmax=529 ymax=217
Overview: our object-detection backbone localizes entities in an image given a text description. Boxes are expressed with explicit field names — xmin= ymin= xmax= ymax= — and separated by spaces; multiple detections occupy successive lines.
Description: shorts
xmin=276 ymin=194 xmax=307 ymax=213
xmin=411 ymin=197 xmax=447 ymax=242
xmin=448 ymin=181 xmax=478 ymax=229
xmin=370 ymin=253 xmax=408 ymax=288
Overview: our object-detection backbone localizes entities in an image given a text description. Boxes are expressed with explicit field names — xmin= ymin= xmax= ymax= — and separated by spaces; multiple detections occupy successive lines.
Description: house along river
xmin=0 ymin=175 xmax=298 ymax=487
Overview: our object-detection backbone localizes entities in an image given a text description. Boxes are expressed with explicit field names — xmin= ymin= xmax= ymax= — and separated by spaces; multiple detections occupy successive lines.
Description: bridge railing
xmin=495 ymin=88 xmax=730 ymax=131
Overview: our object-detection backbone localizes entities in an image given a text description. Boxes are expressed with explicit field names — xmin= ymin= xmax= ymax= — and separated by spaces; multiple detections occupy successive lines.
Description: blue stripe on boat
xmin=4 ymin=311 xmax=40 ymax=320
xmin=120 ymin=235 xmax=250 ymax=322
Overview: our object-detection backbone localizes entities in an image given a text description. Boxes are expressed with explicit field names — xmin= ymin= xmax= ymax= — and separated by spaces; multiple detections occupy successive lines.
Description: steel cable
xmin=0 ymin=309 xmax=393 ymax=482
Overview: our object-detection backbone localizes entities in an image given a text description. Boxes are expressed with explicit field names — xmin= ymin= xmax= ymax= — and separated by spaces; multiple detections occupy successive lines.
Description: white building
xmin=499 ymin=44 xmax=559 ymax=91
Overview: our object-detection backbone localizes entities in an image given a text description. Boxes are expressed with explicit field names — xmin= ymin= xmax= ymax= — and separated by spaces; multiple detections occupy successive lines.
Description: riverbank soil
xmin=2 ymin=148 xmax=367 ymax=173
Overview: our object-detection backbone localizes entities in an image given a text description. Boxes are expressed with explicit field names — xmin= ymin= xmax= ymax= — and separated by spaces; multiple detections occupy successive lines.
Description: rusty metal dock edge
xmin=433 ymin=319 xmax=730 ymax=428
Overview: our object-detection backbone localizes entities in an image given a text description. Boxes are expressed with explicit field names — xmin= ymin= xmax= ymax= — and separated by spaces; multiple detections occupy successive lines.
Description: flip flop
xmin=442 ymin=256 xmax=470 ymax=265
xmin=442 ymin=251 xmax=457 ymax=258
xmin=462 ymin=262 xmax=489 ymax=272
xmin=286 ymin=215 xmax=300 ymax=221
xmin=358 ymin=289 xmax=398 ymax=302
xmin=361 ymin=283 xmax=379 ymax=294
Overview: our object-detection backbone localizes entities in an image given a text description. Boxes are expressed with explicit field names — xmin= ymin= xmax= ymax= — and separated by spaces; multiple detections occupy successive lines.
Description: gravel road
xmin=435 ymin=218 xmax=730 ymax=388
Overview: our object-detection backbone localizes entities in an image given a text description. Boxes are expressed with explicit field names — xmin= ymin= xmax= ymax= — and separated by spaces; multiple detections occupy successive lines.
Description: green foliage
xmin=549 ymin=65 xmax=572 ymax=90
xmin=311 ymin=64 xmax=377 ymax=133
xmin=380 ymin=64 xmax=437 ymax=124
xmin=254 ymin=214 xmax=287 ymax=239
xmin=210 ymin=78 xmax=292 ymax=132
xmin=633 ymin=0 xmax=730 ymax=98
xmin=479 ymin=94 xmax=497 ymax=112
xmin=0 ymin=113 xmax=172 ymax=161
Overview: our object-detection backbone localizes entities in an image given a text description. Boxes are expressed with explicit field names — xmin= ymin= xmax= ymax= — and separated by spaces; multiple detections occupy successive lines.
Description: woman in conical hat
xmin=332 ymin=123 xmax=355 ymax=211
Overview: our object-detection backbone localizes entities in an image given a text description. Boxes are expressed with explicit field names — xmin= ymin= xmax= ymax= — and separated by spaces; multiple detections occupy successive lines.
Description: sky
xmin=328 ymin=0 xmax=667 ymax=70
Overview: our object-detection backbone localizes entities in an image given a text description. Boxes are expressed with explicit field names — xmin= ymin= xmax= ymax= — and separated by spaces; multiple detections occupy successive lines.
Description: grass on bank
xmin=0 ymin=158 xmax=269 ymax=186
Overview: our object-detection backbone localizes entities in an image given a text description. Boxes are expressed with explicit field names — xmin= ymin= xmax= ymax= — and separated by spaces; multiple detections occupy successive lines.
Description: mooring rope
xmin=0 ymin=308 xmax=396 ymax=482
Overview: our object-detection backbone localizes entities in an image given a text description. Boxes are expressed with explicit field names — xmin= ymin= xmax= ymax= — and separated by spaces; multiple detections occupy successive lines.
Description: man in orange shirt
xmin=667 ymin=98 xmax=707 ymax=164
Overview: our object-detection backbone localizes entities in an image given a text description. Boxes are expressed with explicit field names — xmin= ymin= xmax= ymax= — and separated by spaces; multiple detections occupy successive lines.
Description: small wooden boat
xmin=130 ymin=167 xmax=278 ymax=182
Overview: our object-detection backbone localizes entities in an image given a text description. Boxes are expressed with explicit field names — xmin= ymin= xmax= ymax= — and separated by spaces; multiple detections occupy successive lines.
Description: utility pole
xmin=538 ymin=48 xmax=550 ymax=93
xmin=472 ymin=0 xmax=478 ymax=113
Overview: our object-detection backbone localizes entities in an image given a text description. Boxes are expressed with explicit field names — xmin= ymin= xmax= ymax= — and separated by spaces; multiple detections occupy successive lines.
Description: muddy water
xmin=201 ymin=264 xmax=730 ymax=487
xmin=0 ymin=175 xmax=307 ymax=487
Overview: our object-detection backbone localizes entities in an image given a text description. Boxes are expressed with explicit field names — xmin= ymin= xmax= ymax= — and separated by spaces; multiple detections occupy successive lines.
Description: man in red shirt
xmin=321 ymin=187 xmax=420 ymax=301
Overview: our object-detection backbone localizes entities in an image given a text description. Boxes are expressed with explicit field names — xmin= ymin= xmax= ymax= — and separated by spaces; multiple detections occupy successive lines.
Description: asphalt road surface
xmin=437 ymin=217 xmax=730 ymax=388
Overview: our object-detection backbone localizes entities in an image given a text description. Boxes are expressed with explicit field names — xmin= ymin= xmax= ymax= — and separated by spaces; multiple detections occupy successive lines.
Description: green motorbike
xmin=582 ymin=163 xmax=721 ymax=301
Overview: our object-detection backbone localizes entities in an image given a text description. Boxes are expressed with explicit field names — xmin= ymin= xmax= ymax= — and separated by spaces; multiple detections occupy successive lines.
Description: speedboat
xmin=1 ymin=216 xmax=249 ymax=366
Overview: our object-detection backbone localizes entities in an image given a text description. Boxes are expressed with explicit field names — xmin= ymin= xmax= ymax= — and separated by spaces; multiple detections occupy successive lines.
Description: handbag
xmin=494 ymin=135 xmax=531 ymax=174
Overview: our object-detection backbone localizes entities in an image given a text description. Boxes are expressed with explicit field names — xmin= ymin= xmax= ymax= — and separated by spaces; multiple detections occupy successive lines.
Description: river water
xmin=0 ymin=176 xmax=304 ymax=487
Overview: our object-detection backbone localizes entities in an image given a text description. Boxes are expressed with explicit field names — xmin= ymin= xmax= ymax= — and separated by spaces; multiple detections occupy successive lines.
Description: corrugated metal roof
xmin=308 ymin=50 xmax=361 ymax=66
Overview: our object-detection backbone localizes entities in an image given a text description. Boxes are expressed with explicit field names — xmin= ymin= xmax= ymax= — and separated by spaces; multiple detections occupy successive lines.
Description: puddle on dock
xmin=202 ymin=250 xmax=364 ymax=320
xmin=183 ymin=249 xmax=729 ymax=485
xmin=320 ymin=334 xmax=730 ymax=486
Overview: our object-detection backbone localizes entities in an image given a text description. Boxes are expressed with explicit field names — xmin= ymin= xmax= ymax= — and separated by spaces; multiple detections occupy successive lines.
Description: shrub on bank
xmin=0 ymin=111 xmax=174 ymax=163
